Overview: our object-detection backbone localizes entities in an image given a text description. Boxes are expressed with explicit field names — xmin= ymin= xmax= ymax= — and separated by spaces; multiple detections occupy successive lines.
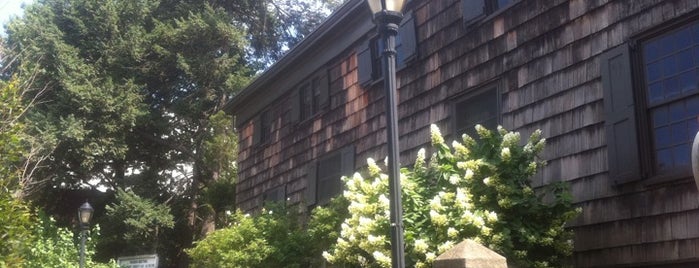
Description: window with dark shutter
xmin=463 ymin=0 xmax=485 ymax=24
xmin=263 ymin=185 xmax=286 ymax=205
xmin=305 ymin=146 xmax=355 ymax=207
xmin=452 ymin=85 xmax=500 ymax=138
xmin=601 ymin=20 xmax=699 ymax=185
xmin=463 ymin=0 xmax=514 ymax=25
xmin=602 ymin=44 xmax=642 ymax=184
xmin=296 ymin=69 xmax=330 ymax=123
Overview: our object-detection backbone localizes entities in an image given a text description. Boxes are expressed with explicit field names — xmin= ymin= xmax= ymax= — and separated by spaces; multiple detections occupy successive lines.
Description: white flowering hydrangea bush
xmin=320 ymin=125 xmax=579 ymax=268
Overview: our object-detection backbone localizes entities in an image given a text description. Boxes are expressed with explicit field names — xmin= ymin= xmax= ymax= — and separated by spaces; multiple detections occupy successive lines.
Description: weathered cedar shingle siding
xmin=227 ymin=0 xmax=699 ymax=266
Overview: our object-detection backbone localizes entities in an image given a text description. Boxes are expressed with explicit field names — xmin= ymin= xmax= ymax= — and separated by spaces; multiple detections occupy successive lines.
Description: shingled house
xmin=225 ymin=0 xmax=699 ymax=266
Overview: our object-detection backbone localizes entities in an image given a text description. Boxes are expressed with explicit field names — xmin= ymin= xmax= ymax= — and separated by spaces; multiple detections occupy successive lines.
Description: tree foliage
xmin=0 ymin=76 xmax=34 ymax=266
xmin=101 ymin=189 xmax=174 ymax=257
xmin=4 ymin=0 xmax=340 ymax=263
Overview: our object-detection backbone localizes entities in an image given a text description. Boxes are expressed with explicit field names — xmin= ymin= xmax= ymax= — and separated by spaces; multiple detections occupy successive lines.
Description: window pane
xmin=677 ymin=71 xmax=697 ymax=94
xmin=656 ymin=148 xmax=673 ymax=171
xmin=454 ymin=88 xmax=498 ymax=135
xmin=671 ymin=121 xmax=688 ymax=143
xmin=661 ymin=56 xmax=677 ymax=77
xmin=676 ymin=49 xmax=693 ymax=72
xmin=648 ymin=82 xmax=664 ymax=104
xmin=664 ymin=77 xmax=680 ymax=99
xmin=668 ymin=101 xmax=686 ymax=122
xmin=687 ymin=120 xmax=699 ymax=140
xmin=645 ymin=42 xmax=660 ymax=62
xmin=675 ymin=27 xmax=693 ymax=50
xmin=496 ymin=0 xmax=511 ymax=9
xmin=655 ymin=126 xmax=671 ymax=148
xmin=652 ymin=106 xmax=668 ymax=126
xmin=317 ymin=178 xmax=341 ymax=205
xmin=318 ymin=154 xmax=342 ymax=179
xmin=673 ymin=144 xmax=691 ymax=167
xmin=657 ymin=35 xmax=675 ymax=58
xmin=646 ymin=62 xmax=662 ymax=82
xmin=687 ymin=94 xmax=699 ymax=115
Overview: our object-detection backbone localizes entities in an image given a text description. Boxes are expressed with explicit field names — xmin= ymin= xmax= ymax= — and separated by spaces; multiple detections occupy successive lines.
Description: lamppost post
xmin=80 ymin=226 xmax=86 ymax=268
xmin=366 ymin=1 xmax=407 ymax=267
xmin=78 ymin=201 xmax=94 ymax=268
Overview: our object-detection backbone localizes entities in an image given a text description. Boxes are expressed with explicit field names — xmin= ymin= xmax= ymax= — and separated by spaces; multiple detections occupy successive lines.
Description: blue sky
xmin=1 ymin=0 xmax=33 ymax=35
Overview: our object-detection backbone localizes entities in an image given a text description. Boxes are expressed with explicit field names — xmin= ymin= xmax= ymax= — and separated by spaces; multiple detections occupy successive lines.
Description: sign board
xmin=117 ymin=254 xmax=158 ymax=268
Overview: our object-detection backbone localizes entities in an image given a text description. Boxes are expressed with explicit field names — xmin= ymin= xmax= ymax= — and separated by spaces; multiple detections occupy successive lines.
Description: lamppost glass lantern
xmin=78 ymin=201 xmax=94 ymax=228
xmin=366 ymin=0 xmax=407 ymax=15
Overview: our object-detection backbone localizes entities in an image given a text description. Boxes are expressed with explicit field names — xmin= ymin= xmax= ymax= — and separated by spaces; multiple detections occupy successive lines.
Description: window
xmin=253 ymin=109 xmax=272 ymax=145
xmin=358 ymin=13 xmax=417 ymax=86
xmin=452 ymin=86 xmax=500 ymax=138
xmin=292 ymin=71 xmax=329 ymax=123
xmin=263 ymin=185 xmax=286 ymax=205
xmin=602 ymin=19 xmax=699 ymax=184
xmin=304 ymin=146 xmax=355 ymax=206
xmin=463 ymin=0 xmax=514 ymax=25
xmin=642 ymin=22 xmax=699 ymax=177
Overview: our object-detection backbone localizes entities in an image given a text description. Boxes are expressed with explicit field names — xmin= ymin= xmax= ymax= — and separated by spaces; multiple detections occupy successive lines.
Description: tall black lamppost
xmin=78 ymin=201 xmax=94 ymax=268
xmin=366 ymin=0 xmax=407 ymax=267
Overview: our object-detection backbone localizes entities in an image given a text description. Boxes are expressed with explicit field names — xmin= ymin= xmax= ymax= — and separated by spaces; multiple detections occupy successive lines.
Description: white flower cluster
xmin=324 ymin=124 xmax=551 ymax=268
xmin=323 ymin=160 xmax=393 ymax=267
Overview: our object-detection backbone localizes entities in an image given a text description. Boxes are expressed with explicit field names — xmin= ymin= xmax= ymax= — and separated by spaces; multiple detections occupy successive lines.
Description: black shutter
xmin=305 ymin=163 xmax=317 ymax=207
xmin=290 ymin=90 xmax=300 ymax=123
xmin=398 ymin=13 xmax=417 ymax=66
xmin=318 ymin=70 xmax=329 ymax=108
xmin=601 ymin=43 xmax=641 ymax=184
xmin=252 ymin=115 xmax=262 ymax=145
xmin=357 ymin=39 xmax=373 ymax=86
xmin=463 ymin=0 xmax=485 ymax=24
xmin=341 ymin=146 xmax=355 ymax=176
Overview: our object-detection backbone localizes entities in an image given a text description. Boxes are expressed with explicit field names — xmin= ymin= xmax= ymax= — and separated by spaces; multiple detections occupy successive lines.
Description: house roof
xmin=224 ymin=0 xmax=374 ymax=124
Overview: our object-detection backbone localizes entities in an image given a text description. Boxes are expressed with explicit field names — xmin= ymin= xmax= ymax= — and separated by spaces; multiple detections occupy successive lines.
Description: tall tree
xmin=4 ymin=0 xmax=340 ymax=265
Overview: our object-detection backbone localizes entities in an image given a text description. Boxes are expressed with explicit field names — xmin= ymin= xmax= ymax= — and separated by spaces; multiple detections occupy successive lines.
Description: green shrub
xmin=187 ymin=204 xmax=320 ymax=268
xmin=23 ymin=213 xmax=118 ymax=268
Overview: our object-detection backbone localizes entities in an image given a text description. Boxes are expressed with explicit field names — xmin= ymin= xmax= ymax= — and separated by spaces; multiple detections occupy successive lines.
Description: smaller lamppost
xmin=78 ymin=201 xmax=94 ymax=268
xmin=366 ymin=0 xmax=408 ymax=267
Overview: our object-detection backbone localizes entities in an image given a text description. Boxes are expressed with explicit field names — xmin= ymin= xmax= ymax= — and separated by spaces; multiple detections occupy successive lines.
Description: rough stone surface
xmin=433 ymin=239 xmax=507 ymax=268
